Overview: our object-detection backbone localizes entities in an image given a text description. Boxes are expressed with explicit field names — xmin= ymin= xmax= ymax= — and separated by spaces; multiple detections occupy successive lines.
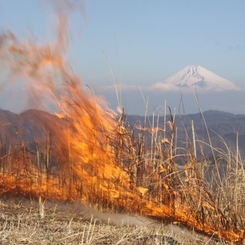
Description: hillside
xmin=127 ymin=110 xmax=245 ymax=158
xmin=1 ymin=108 xmax=245 ymax=243
xmin=1 ymin=108 xmax=245 ymax=159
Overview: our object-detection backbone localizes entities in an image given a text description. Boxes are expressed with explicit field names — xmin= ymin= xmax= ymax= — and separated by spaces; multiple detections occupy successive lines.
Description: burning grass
xmin=0 ymin=108 xmax=245 ymax=244
xmin=1 ymin=1 xmax=245 ymax=243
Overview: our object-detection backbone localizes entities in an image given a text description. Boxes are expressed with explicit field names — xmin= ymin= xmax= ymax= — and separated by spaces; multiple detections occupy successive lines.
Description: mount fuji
xmin=98 ymin=65 xmax=244 ymax=115
xmin=151 ymin=65 xmax=241 ymax=92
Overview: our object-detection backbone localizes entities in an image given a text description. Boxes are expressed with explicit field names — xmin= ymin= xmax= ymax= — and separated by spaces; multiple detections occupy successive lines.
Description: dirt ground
xmin=0 ymin=195 xmax=232 ymax=245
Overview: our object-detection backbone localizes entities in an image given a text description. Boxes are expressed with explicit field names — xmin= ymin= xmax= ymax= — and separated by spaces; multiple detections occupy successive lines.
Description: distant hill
xmin=0 ymin=109 xmax=64 ymax=144
xmin=1 ymin=108 xmax=245 ymax=159
xmin=127 ymin=110 xmax=245 ymax=158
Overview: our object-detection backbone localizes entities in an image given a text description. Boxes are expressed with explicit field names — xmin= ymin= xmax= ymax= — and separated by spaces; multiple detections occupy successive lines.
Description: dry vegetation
xmin=0 ymin=195 xmax=233 ymax=244
xmin=0 ymin=107 xmax=245 ymax=244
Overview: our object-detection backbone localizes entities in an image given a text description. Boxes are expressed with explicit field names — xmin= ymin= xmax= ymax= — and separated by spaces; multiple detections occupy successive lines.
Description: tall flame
xmin=0 ymin=1 xmax=245 ymax=243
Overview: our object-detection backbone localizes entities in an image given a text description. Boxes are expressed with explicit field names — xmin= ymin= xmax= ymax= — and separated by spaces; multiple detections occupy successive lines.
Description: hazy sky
xmin=0 ymin=0 xmax=245 ymax=114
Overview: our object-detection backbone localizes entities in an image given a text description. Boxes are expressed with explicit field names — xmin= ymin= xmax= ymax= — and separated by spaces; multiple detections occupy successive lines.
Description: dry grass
xmin=0 ymin=196 xmax=233 ymax=245
xmin=1 ymin=108 xmax=245 ymax=244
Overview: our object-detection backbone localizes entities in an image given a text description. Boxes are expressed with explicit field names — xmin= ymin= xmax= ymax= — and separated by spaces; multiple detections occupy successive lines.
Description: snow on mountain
xmin=98 ymin=65 xmax=241 ymax=94
xmin=151 ymin=65 xmax=241 ymax=92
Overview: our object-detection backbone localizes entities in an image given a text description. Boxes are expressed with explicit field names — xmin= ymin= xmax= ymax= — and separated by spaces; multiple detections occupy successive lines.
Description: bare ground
xmin=0 ymin=196 xmax=233 ymax=245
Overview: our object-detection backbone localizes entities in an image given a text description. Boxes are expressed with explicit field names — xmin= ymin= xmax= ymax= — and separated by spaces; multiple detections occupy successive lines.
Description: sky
xmin=0 ymin=0 xmax=245 ymax=115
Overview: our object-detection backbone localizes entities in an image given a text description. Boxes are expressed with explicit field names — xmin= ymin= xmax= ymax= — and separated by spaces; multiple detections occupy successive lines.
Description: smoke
xmin=44 ymin=0 xmax=87 ymax=55
xmin=81 ymin=203 xmax=157 ymax=226
xmin=0 ymin=0 xmax=87 ymax=113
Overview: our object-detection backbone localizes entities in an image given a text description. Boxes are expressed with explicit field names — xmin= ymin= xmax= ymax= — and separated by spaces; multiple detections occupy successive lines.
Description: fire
xmin=0 ymin=1 xmax=245 ymax=243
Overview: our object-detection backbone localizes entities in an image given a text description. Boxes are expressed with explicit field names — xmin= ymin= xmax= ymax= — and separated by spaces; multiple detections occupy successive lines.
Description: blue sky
xmin=79 ymin=0 xmax=245 ymax=87
xmin=0 ymin=0 xmax=245 ymax=114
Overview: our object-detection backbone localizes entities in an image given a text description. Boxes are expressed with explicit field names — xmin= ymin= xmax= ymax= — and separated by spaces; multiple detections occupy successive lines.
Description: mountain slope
xmin=1 ymin=108 xmax=245 ymax=158
xmin=127 ymin=110 xmax=245 ymax=157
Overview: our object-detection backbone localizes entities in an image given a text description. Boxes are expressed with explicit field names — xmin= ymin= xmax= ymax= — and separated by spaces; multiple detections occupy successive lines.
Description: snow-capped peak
xmin=151 ymin=65 xmax=241 ymax=92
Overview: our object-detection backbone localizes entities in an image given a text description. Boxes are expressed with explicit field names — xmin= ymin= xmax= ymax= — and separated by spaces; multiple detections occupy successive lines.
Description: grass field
xmin=0 ymin=196 xmax=234 ymax=245
xmin=1 ymin=106 xmax=245 ymax=244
